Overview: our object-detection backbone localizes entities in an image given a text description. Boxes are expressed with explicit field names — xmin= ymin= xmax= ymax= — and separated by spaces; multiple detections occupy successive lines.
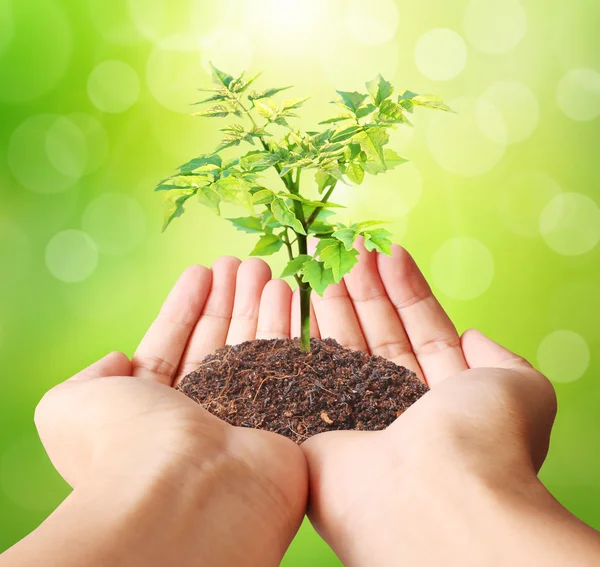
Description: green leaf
xmin=301 ymin=259 xmax=336 ymax=296
xmin=252 ymin=189 xmax=275 ymax=205
xmin=197 ymin=186 xmax=221 ymax=215
xmin=378 ymin=99 xmax=411 ymax=124
xmin=214 ymin=177 xmax=254 ymax=212
xmin=193 ymin=105 xmax=230 ymax=118
xmin=283 ymin=97 xmax=309 ymax=111
xmin=402 ymin=92 xmax=453 ymax=113
xmin=228 ymin=216 xmax=264 ymax=234
xmin=332 ymin=228 xmax=357 ymax=250
xmin=178 ymin=154 xmax=222 ymax=174
xmin=367 ymin=74 xmax=394 ymax=106
xmin=319 ymin=240 xmax=359 ymax=282
xmin=319 ymin=114 xmax=354 ymax=124
xmin=355 ymin=103 xmax=377 ymax=119
xmin=210 ymin=63 xmax=235 ymax=89
xmin=345 ymin=161 xmax=365 ymax=184
xmin=354 ymin=126 xmax=389 ymax=167
xmin=383 ymin=148 xmax=408 ymax=170
xmin=240 ymin=151 xmax=281 ymax=172
xmin=285 ymin=193 xmax=345 ymax=209
xmin=250 ymin=234 xmax=283 ymax=256
xmin=194 ymin=91 xmax=229 ymax=105
xmin=162 ymin=189 xmax=196 ymax=231
xmin=271 ymin=197 xmax=306 ymax=235
xmin=335 ymin=91 xmax=368 ymax=113
xmin=231 ymin=72 xmax=262 ymax=93
xmin=248 ymin=86 xmax=292 ymax=101
xmin=329 ymin=125 xmax=362 ymax=143
xmin=281 ymin=254 xmax=312 ymax=278
xmin=363 ymin=228 xmax=393 ymax=255
xmin=254 ymin=99 xmax=280 ymax=121
xmin=315 ymin=238 xmax=338 ymax=255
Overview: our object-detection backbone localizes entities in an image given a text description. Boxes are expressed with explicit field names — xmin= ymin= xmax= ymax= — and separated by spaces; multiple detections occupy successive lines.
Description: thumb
xmin=69 ymin=351 xmax=132 ymax=381
xmin=461 ymin=329 xmax=533 ymax=371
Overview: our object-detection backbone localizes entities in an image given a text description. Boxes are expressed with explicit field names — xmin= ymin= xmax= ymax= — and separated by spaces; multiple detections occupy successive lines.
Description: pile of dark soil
xmin=177 ymin=337 xmax=429 ymax=443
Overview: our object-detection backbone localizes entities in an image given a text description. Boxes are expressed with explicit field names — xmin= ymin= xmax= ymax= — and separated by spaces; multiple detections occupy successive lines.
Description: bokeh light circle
xmin=537 ymin=330 xmax=590 ymax=384
xmin=0 ymin=0 xmax=72 ymax=104
xmin=415 ymin=28 xmax=467 ymax=82
xmin=463 ymin=0 xmax=527 ymax=54
xmin=87 ymin=60 xmax=140 ymax=114
xmin=45 ymin=116 xmax=88 ymax=179
xmin=200 ymin=28 xmax=253 ymax=79
xmin=147 ymin=46 xmax=208 ymax=114
xmin=82 ymin=193 xmax=147 ymax=256
xmin=345 ymin=0 xmax=399 ymax=47
xmin=430 ymin=237 xmax=495 ymax=300
xmin=1 ymin=434 xmax=67 ymax=512
xmin=66 ymin=113 xmax=110 ymax=174
xmin=427 ymin=97 xmax=506 ymax=177
xmin=88 ymin=0 xmax=143 ymax=45
xmin=45 ymin=230 xmax=99 ymax=283
xmin=556 ymin=69 xmax=600 ymax=122
xmin=481 ymin=81 xmax=539 ymax=144
xmin=540 ymin=193 xmax=600 ymax=256
xmin=8 ymin=115 xmax=86 ymax=194
xmin=497 ymin=170 xmax=562 ymax=238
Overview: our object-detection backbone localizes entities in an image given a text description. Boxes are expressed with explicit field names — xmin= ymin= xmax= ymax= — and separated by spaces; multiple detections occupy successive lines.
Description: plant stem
xmin=306 ymin=183 xmax=336 ymax=227
xmin=299 ymin=283 xmax=312 ymax=352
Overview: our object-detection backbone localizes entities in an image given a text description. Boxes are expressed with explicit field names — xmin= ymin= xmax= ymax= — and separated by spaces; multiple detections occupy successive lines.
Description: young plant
xmin=156 ymin=65 xmax=451 ymax=352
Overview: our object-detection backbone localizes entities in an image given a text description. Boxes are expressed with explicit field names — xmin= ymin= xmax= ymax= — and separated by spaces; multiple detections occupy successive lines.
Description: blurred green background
xmin=1 ymin=0 xmax=599 ymax=562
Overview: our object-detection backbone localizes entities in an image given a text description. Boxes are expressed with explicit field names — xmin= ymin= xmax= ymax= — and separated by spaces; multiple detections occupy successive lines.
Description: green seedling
xmin=155 ymin=65 xmax=451 ymax=352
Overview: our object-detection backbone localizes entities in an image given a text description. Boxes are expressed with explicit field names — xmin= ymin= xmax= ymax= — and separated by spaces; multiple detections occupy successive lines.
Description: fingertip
xmin=211 ymin=255 xmax=242 ymax=274
xmin=461 ymin=329 xmax=533 ymax=370
xmin=238 ymin=257 xmax=272 ymax=280
xmin=262 ymin=278 xmax=293 ymax=298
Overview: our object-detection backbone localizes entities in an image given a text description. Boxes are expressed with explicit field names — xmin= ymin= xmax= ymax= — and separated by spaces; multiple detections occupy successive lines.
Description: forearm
xmin=328 ymin=461 xmax=600 ymax=567
xmin=1 ymin=448 xmax=295 ymax=567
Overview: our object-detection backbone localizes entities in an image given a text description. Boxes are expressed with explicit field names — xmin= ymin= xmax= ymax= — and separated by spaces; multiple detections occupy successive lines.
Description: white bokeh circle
xmin=427 ymin=96 xmax=506 ymax=177
xmin=45 ymin=116 xmax=88 ymax=179
xmin=540 ymin=193 xmax=600 ymax=256
xmin=200 ymin=28 xmax=253 ymax=79
xmin=430 ymin=237 xmax=495 ymax=301
xmin=497 ymin=170 xmax=562 ymax=238
xmin=46 ymin=230 xmax=99 ymax=283
xmin=345 ymin=0 xmax=399 ymax=47
xmin=0 ymin=0 xmax=72 ymax=103
xmin=88 ymin=60 xmax=140 ymax=114
xmin=66 ymin=113 xmax=109 ymax=174
xmin=556 ymin=69 xmax=600 ymax=122
xmin=1 ymin=434 xmax=67 ymax=512
xmin=537 ymin=330 xmax=590 ymax=384
xmin=82 ymin=193 xmax=147 ymax=256
xmin=463 ymin=0 xmax=527 ymax=54
xmin=415 ymin=28 xmax=467 ymax=82
xmin=8 ymin=115 xmax=85 ymax=194
xmin=481 ymin=81 xmax=539 ymax=144
xmin=147 ymin=46 xmax=208 ymax=114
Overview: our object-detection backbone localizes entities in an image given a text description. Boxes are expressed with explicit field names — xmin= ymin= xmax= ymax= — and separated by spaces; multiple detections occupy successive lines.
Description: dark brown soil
xmin=177 ymin=338 xmax=429 ymax=443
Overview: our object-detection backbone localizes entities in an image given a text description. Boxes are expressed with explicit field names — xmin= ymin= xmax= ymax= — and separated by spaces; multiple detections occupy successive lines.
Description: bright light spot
xmin=66 ymin=113 xmax=109 ymax=174
xmin=481 ymin=81 xmax=539 ymax=144
xmin=415 ymin=28 xmax=467 ymax=82
xmin=463 ymin=0 xmax=526 ymax=54
xmin=82 ymin=193 xmax=147 ymax=256
xmin=346 ymin=0 xmax=399 ymax=46
xmin=430 ymin=237 xmax=495 ymax=301
xmin=201 ymin=28 xmax=252 ymax=79
xmin=540 ymin=193 xmax=600 ymax=256
xmin=0 ymin=0 xmax=72 ymax=104
xmin=497 ymin=170 xmax=562 ymax=238
xmin=88 ymin=60 xmax=140 ymax=114
xmin=557 ymin=69 xmax=600 ymax=122
xmin=538 ymin=330 xmax=590 ymax=384
xmin=88 ymin=0 xmax=142 ymax=45
xmin=8 ymin=115 xmax=84 ymax=194
xmin=46 ymin=230 xmax=98 ymax=283
xmin=427 ymin=97 xmax=506 ymax=177
xmin=147 ymin=46 xmax=207 ymax=114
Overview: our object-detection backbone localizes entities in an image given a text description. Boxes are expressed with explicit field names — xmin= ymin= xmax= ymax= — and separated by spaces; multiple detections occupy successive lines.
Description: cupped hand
xmin=34 ymin=258 xmax=307 ymax=567
xmin=301 ymin=239 xmax=558 ymax=566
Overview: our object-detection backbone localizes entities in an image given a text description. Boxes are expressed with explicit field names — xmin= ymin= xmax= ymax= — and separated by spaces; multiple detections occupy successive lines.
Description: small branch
xmin=306 ymin=183 xmax=336 ymax=227
xmin=282 ymin=229 xmax=295 ymax=262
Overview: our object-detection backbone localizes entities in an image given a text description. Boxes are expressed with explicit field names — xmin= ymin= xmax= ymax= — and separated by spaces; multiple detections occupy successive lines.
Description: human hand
xmin=32 ymin=258 xmax=307 ymax=567
xmin=300 ymin=239 xmax=558 ymax=566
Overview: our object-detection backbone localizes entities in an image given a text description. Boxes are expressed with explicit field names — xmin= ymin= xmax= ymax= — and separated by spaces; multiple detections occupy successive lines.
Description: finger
xmin=175 ymin=257 xmax=240 ymax=383
xmin=461 ymin=329 xmax=533 ymax=371
xmin=225 ymin=258 xmax=272 ymax=345
xmin=310 ymin=278 xmax=367 ymax=352
xmin=343 ymin=238 xmax=423 ymax=377
xmin=256 ymin=279 xmax=293 ymax=339
xmin=70 ymin=352 xmax=132 ymax=381
xmin=133 ymin=265 xmax=212 ymax=385
xmin=377 ymin=244 xmax=467 ymax=387
xmin=291 ymin=287 xmax=320 ymax=340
